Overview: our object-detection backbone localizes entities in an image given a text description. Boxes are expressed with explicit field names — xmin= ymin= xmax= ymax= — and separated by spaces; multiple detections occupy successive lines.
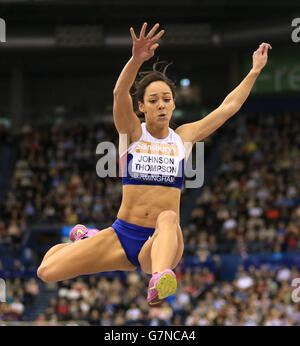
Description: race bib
xmin=130 ymin=140 xmax=180 ymax=178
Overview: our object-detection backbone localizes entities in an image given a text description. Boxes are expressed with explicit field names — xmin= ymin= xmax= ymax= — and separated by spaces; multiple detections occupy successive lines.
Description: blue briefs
xmin=111 ymin=218 xmax=156 ymax=267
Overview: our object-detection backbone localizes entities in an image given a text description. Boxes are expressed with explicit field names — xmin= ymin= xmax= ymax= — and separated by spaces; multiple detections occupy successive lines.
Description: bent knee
xmin=157 ymin=210 xmax=178 ymax=226
xmin=37 ymin=264 xmax=56 ymax=283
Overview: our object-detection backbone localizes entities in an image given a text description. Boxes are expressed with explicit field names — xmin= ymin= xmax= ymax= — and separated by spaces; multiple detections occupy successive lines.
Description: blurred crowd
xmin=0 ymin=111 xmax=300 ymax=326
xmin=186 ymin=112 xmax=300 ymax=258
xmin=1 ymin=122 xmax=121 ymax=226
xmin=1 ymin=264 xmax=299 ymax=326
xmin=0 ymin=276 xmax=39 ymax=323
xmin=0 ymin=112 xmax=299 ymax=259
xmin=0 ymin=122 xmax=122 ymax=259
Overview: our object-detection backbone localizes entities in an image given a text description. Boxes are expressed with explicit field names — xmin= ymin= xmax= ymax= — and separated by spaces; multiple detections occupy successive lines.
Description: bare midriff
xmin=117 ymin=184 xmax=181 ymax=228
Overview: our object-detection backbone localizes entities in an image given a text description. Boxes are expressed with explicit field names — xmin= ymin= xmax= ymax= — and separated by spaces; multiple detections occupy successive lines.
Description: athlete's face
xmin=138 ymin=81 xmax=175 ymax=125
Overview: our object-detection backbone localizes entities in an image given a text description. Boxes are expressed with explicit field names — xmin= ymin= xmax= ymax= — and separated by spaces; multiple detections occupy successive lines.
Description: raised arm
xmin=176 ymin=42 xmax=272 ymax=144
xmin=113 ymin=23 xmax=164 ymax=142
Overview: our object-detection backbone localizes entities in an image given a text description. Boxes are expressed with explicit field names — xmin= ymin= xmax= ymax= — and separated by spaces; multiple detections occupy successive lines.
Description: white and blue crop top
xmin=120 ymin=123 xmax=186 ymax=190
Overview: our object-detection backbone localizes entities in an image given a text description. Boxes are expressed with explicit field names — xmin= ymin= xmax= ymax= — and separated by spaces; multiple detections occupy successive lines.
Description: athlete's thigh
xmin=138 ymin=224 xmax=184 ymax=275
xmin=41 ymin=227 xmax=136 ymax=281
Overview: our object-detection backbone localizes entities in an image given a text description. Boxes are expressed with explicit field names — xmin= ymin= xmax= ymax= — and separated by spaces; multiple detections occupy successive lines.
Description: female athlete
xmin=37 ymin=22 xmax=271 ymax=306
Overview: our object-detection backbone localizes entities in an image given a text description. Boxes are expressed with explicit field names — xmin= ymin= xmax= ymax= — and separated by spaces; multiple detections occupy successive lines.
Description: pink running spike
xmin=69 ymin=224 xmax=99 ymax=242
xmin=147 ymin=269 xmax=177 ymax=307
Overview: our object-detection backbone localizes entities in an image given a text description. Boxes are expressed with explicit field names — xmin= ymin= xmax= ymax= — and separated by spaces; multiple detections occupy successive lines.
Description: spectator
xmin=56 ymin=298 xmax=69 ymax=320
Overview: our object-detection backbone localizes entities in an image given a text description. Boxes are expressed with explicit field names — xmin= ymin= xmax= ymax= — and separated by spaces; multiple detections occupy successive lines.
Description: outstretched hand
xmin=252 ymin=42 xmax=272 ymax=73
xmin=130 ymin=23 xmax=165 ymax=63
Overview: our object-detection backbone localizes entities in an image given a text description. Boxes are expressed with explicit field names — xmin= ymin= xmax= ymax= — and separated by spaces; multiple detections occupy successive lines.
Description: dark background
xmin=0 ymin=0 xmax=299 ymax=130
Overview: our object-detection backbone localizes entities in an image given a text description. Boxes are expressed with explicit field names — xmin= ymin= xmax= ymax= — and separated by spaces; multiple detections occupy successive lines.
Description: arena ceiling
xmin=0 ymin=1 xmax=299 ymax=74
xmin=1 ymin=0 xmax=299 ymax=47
